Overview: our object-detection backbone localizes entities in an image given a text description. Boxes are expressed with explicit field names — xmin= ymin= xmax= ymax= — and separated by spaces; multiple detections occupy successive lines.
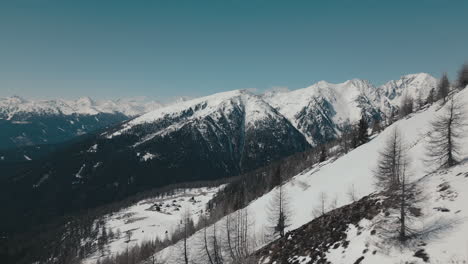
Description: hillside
xmin=82 ymin=186 xmax=224 ymax=264
xmin=146 ymin=87 xmax=468 ymax=264
xmin=256 ymin=157 xmax=468 ymax=264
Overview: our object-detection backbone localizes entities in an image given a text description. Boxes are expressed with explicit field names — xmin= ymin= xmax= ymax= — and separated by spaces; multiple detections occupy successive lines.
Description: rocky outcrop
xmin=255 ymin=194 xmax=388 ymax=264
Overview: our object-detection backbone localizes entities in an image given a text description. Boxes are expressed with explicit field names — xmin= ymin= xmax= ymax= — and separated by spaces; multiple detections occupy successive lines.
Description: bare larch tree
xmin=426 ymin=96 xmax=466 ymax=169
xmin=374 ymin=128 xmax=415 ymax=242
xmin=312 ymin=192 xmax=328 ymax=218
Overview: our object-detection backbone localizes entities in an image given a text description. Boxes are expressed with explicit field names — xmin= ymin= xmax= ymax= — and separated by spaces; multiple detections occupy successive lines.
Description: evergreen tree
xmin=372 ymin=119 xmax=382 ymax=134
xmin=400 ymin=94 xmax=414 ymax=117
xmin=356 ymin=114 xmax=369 ymax=146
xmin=426 ymin=88 xmax=435 ymax=105
xmin=437 ymin=72 xmax=450 ymax=102
xmin=457 ymin=63 xmax=468 ymax=89
xmin=319 ymin=145 xmax=327 ymax=162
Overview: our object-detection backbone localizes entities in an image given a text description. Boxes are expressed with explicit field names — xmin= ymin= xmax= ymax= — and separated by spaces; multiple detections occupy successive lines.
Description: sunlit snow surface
xmin=152 ymin=88 xmax=468 ymax=264
xmin=107 ymin=89 xmax=283 ymax=139
xmin=83 ymin=186 xmax=224 ymax=264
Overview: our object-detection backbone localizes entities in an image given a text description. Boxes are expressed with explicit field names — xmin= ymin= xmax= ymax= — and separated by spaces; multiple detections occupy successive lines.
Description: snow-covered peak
xmin=76 ymin=96 xmax=94 ymax=105
xmin=378 ymin=73 xmax=437 ymax=101
xmin=0 ymin=96 xmax=163 ymax=120
xmin=376 ymin=73 xmax=438 ymax=115
xmin=266 ymin=78 xmax=377 ymax=126
xmin=262 ymin=78 xmax=381 ymax=145
xmin=123 ymin=90 xmax=243 ymax=125
xmin=112 ymin=89 xmax=281 ymax=137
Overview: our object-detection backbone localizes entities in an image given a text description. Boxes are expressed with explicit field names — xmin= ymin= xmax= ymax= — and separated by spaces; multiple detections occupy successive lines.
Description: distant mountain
xmin=375 ymin=73 xmax=438 ymax=116
xmin=264 ymin=79 xmax=382 ymax=145
xmin=0 ymin=96 xmax=163 ymax=151
xmin=264 ymin=73 xmax=437 ymax=145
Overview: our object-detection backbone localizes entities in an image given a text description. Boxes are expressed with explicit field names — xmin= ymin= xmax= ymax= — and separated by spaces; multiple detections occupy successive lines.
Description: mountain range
xmin=0 ymin=73 xmax=438 ymax=236
xmin=0 ymin=96 xmax=163 ymax=151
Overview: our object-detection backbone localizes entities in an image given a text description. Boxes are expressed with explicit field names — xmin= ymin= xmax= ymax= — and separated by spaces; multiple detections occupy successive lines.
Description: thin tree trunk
xmin=225 ymin=216 xmax=236 ymax=261
xmin=184 ymin=223 xmax=189 ymax=264
xmin=400 ymin=170 xmax=406 ymax=241
xmin=204 ymin=223 xmax=214 ymax=264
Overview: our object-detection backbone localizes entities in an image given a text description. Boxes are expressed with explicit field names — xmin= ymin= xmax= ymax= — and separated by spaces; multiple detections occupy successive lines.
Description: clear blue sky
xmin=1 ymin=0 xmax=467 ymax=101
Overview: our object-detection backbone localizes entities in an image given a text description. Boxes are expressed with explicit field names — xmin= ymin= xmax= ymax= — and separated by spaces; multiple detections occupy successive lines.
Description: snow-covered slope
xmin=146 ymin=88 xmax=468 ymax=264
xmin=82 ymin=186 xmax=223 ymax=264
xmin=322 ymin=162 xmax=468 ymax=264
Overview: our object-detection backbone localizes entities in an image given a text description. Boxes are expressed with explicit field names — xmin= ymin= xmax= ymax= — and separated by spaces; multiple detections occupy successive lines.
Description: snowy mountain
xmin=146 ymin=87 xmax=468 ymax=264
xmin=0 ymin=96 xmax=163 ymax=150
xmin=264 ymin=73 xmax=437 ymax=145
xmin=0 ymin=89 xmax=309 ymax=240
xmin=264 ymin=79 xmax=382 ymax=145
xmin=106 ymin=89 xmax=309 ymax=171
xmin=0 ymin=96 xmax=162 ymax=119
xmin=375 ymin=73 xmax=438 ymax=116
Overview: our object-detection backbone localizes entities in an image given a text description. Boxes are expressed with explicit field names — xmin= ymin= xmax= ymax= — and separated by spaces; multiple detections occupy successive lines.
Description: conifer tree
xmin=457 ymin=63 xmax=468 ymax=89
xmin=437 ymin=72 xmax=450 ymax=102
xmin=356 ymin=114 xmax=369 ymax=146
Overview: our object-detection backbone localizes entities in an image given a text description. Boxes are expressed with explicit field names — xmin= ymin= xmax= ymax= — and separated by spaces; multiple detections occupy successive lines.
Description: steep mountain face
xmin=0 ymin=96 xmax=162 ymax=151
xmin=264 ymin=79 xmax=383 ymax=145
xmin=375 ymin=73 xmax=438 ymax=116
xmin=264 ymin=73 xmax=437 ymax=145
xmin=0 ymin=90 xmax=309 ymax=235
xmin=107 ymin=90 xmax=310 ymax=174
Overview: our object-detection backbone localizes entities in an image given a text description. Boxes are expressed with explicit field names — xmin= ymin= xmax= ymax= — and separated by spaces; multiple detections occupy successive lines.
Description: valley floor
xmin=83 ymin=186 xmax=223 ymax=264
